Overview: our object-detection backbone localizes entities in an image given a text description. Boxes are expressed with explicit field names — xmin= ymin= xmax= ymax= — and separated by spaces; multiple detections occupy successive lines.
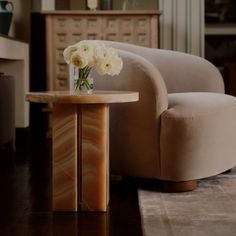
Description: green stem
xmin=74 ymin=66 xmax=93 ymax=91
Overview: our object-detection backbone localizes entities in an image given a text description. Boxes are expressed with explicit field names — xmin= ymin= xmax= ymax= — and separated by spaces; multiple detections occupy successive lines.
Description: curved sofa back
xmin=98 ymin=40 xmax=225 ymax=94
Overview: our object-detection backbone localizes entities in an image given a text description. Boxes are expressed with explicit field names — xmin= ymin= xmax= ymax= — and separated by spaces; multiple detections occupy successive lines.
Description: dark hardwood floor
xmin=0 ymin=128 xmax=143 ymax=236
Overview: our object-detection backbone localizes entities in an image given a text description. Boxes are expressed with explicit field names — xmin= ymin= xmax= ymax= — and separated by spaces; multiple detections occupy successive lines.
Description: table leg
xmin=80 ymin=104 xmax=109 ymax=211
xmin=52 ymin=104 xmax=78 ymax=211
xmin=52 ymin=103 xmax=109 ymax=212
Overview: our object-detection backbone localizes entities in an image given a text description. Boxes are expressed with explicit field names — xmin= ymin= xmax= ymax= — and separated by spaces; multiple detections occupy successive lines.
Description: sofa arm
xmin=94 ymin=50 xmax=168 ymax=178
xmin=94 ymin=49 xmax=168 ymax=119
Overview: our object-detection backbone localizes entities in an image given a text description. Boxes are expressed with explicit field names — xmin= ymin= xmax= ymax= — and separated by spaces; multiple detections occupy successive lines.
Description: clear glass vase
xmin=70 ymin=65 xmax=94 ymax=94
xmin=75 ymin=76 xmax=94 ymax=94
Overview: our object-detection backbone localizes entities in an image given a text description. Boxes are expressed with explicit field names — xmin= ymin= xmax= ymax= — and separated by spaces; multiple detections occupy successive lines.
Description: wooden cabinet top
xmin=40 ymin=10 xmax=162 ymax=16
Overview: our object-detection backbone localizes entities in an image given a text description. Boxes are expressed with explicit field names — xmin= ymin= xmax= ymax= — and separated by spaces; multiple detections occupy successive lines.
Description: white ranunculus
xmin=75 ymin=41 xmax=96 ymax=65
xmin=63 ymin=40 xmax=123 ymax=92
xmin=95 ymin=46 xmax=108 ymax=60
xmin=96 ymin=60 xmax=110 ymax=75
xmin=63 ymin=45 xmax=78 ymax=64
xmin=111 ymin=56 xmax=123 ymax=75
xmin=95 ymin=46 xmax=118 ymax=61
xmin=106 ymin=47 xmax=119 ymax=58
xmin=96 ymin=55 xmax=123 ymax=76
xmin=71 ymin=52 xmax=88 ymax=69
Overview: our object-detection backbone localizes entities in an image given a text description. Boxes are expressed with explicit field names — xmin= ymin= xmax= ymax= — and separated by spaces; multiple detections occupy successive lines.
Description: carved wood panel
xmin=46 ymin=12 xmax=159 ymax=90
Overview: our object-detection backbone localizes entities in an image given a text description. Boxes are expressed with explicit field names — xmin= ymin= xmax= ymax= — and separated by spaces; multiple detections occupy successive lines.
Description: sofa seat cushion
xmin=160 ymin=92 xmax=236 ymax=181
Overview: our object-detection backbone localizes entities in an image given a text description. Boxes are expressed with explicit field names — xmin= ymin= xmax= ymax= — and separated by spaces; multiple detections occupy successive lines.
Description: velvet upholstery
xmin=161 ymin=93 xmax=236 ymax=180
xmin=94 ymin=50 xmax=168 ymax=178
xmin=93 ymin=40 xmax=236 ymax=181
xmin=98 ymin=40 xmax=225 ymax=94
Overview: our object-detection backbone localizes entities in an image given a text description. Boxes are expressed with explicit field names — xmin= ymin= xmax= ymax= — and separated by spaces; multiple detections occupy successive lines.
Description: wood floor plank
xmin=0 ymin=129 xmax=143 ymax=236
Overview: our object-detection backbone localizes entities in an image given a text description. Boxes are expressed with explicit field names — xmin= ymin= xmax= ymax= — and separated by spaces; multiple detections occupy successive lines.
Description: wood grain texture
xmin=45 ymin=15 xmax=54 ymax=91
xmin=52 ymin=104 xmax=78 ymax=211
xmin=26 ymin=91 xmax=139 ymax=212
xmin=25 ymin=90 xmax=139 ymax=104
xmin=80 ymin=104 xmax=109 ymax=211
xmin=42 ymin=11 xmax=160 ymax=90
xmin=0 ymin=133 xmax=143 ymax=235
xmin=52 ymin=103 xmax=109 ymax=211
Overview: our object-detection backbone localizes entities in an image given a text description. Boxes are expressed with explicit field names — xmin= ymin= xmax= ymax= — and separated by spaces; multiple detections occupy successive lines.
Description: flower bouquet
xmin=63 ymin=40 xmax=123 ymax=93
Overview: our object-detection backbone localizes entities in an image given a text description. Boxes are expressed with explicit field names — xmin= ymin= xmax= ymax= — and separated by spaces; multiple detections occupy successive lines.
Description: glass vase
xmin=70 ymin=65 xmax=94 ymax=94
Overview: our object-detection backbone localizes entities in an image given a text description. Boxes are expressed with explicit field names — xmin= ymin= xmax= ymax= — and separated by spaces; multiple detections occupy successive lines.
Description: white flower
xmin=63 ymin=45 xmax=78 ymax=64
xmin=63 ymin=40 xmax=123 ymax=92
xmin=95 ymin=46 xmax=118 ymax=61
xmin=96 ymin=56 xmax=123 ymax=76
xmin=75 ymin=41 xmax=96 ymax=65
xmin=71 ymin=52 xmax=88 ymax=69
xmin=111 ymin=56 xmax=123 ymax=75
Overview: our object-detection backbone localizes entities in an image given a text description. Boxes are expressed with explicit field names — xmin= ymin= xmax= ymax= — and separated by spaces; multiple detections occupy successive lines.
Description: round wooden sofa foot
xmin=162 ymin=180 xmax=198 ymax=192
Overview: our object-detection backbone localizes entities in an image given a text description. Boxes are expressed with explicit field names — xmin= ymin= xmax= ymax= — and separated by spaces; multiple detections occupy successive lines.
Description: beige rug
xmin=138 ymin=167 xmax=236 ymax=236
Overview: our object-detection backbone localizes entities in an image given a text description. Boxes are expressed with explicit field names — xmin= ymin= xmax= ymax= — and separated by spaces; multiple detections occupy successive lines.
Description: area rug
xmin=138 ymin=167 xmax=236 ymax=236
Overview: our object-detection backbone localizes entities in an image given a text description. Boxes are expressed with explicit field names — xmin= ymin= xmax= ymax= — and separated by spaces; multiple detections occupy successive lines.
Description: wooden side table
xmin=25 ymin=90 xmax=139 ymax=212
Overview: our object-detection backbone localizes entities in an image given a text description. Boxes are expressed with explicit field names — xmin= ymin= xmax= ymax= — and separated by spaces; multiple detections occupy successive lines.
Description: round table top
xmin=25 ymin=90 xmax=139 ymax=104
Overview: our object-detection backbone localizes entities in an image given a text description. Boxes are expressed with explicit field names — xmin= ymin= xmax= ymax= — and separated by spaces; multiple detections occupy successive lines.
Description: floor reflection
xmin=0 ymin=131 xmax=143 ymax=236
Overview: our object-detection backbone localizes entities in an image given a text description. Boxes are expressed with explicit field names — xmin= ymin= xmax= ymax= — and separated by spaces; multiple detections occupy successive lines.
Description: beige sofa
xmin=93 ymin=40 xmax=236 ymax=190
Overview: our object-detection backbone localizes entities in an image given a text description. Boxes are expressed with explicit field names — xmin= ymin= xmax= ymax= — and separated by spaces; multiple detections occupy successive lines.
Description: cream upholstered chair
xmin=92 ymin=40 xmax=236 ymax=191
